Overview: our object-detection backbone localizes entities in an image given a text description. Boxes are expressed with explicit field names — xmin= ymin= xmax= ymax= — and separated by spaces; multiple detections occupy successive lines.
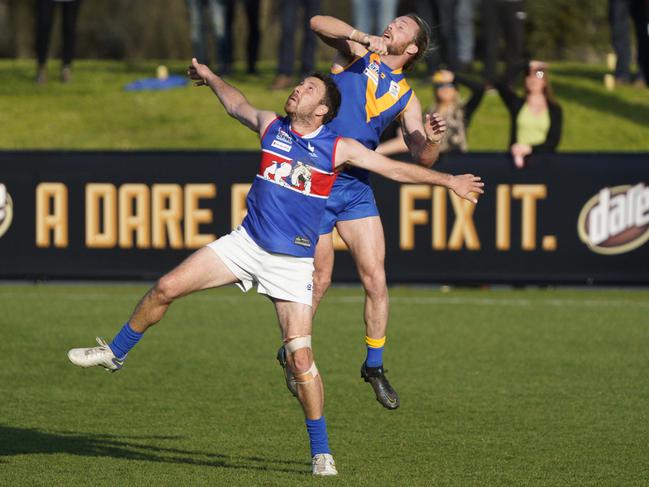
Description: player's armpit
xmin=337 ymin=138 xmax=420 ymax=182
xmin=257 ymin=111 xmax=280 ymax=138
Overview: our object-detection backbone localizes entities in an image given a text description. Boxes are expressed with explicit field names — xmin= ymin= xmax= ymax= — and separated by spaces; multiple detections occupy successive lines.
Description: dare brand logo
xmin=578 ymin=184 xmax=649 ymax=255
xmin=0 ymin=183 xmax=14 ymax=239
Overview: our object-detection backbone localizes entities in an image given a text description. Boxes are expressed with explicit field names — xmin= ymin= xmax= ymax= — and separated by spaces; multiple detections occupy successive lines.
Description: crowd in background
xmin=31 ymin=0 xmax=649 ymax=164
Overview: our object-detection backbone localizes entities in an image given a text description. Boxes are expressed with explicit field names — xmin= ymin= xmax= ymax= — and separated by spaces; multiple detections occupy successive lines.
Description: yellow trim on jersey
xmin=365 ymin=336 xmax=386 ymax=348
xmin=365 ymin=76 xmax=412 ymax=122
xmin=396 ymin=90 xmax=415 ymax=119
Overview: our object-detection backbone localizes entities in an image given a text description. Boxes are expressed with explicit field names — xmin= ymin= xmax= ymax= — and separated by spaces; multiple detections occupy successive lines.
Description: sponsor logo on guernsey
xmin=363 ymin=61 xmax=380 ymax=84
xmin=577 ymin=183 xmax=649 ymax=255
xmin=271 ymin=127 xmax=293 ymax=152
xmin=0 ymin=183 xmax=14 ymax=239
xmin=389 ymin=80 xmax=400 ymax=99
xmin=294 ymin=236 xmax=311 ymax=247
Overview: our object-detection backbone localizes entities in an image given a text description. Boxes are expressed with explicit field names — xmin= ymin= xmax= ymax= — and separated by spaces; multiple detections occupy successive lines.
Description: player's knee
xmin=361 ymin=268 xmax=387 ymax=300
xmin=154 ymin=275 xmax=182 ymax=303
xmin=284 ymin=336 xmax=319 ymax=384
xmin=290 ymin=348 xmax=312 ymax=374
xmin=313 ymin=271 xmax=332 ymax=297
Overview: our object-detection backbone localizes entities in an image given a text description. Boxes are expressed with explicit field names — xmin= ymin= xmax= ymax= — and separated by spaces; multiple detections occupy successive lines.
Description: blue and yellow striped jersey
xmin=328 ymin=52 xmax=413 ymax=183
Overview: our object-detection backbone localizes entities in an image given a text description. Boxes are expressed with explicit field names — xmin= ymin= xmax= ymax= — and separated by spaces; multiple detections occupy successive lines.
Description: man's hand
xmin=187 ymin=57 xmax=214 ymax=87
xmin=449 ymin=174 xmax=484 ymax=204
xmin=365 ymin=35 xmax=388 ymax=56
xmin=351 ymin=30 xmax=388 ymax=56
xmin=424 ymin=113 xmax=447 ymax=144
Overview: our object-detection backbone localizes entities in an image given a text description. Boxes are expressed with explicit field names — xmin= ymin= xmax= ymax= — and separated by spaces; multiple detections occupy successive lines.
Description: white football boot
xmin=67 ymin=337 xmax=125 ymax=372
xmin=312 ymin=453 xmax=338 ymax=476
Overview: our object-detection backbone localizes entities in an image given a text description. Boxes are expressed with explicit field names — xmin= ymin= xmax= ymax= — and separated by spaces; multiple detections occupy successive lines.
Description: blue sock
xmin=108 ymin=323 xmax=143 ymax=359
xmin=305 ymin=417 xmax=330 ymax=457
xmin=365 ymin=336 xmax=386 ymax=367
xmin=366 ymin=346 xmax=384 ymax=367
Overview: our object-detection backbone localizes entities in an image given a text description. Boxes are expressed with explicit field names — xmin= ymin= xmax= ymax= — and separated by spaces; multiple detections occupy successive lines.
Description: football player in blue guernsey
xmin=281 ymin=13 xmax=447 ymax=410
xmin=67 ymin=58 xmax=483 ymax=476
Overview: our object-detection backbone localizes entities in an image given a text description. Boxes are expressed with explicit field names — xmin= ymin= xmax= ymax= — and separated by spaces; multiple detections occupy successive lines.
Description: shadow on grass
xmin=0 ymin=425 xmax=309 ymax=475
xmin=553 ymin=79 xmax=649 ymax=127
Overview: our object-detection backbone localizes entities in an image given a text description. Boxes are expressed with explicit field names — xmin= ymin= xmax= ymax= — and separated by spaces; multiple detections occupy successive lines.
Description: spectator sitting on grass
xmin=377 ymin=69 xmax=484 ymax=155
xmin=497 ymin=60 xmax=563 ymax=169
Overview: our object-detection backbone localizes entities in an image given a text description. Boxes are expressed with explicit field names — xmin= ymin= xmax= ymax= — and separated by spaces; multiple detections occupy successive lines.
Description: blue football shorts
xmin=319 ymin=176 xmax=380 ymax=235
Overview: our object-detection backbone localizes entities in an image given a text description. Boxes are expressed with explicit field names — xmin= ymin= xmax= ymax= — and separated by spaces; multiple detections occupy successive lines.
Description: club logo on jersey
xmin=259 ymin=150 xmax=336 ymax=199
xmin=0 ymin=183 xmax=14 ymax=240
xmin=271 ymin=127 xmax=293 ymax=152
xmin=262 ymin=158 xmax=313 ymax=195
xmin=263 ymin=160 xmax=294 ymax=186
xmin=577 ymin=183 xmax=649 ymax=255
xmin=363 ymin=60 xmax=380 ymax=84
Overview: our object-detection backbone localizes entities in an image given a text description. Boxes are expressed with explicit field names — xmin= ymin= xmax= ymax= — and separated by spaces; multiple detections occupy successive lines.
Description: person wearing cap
xmin=496 ymin=60 xmax=563 ymax=168
xmin=377 ymin=69 xmax=484 ymax=155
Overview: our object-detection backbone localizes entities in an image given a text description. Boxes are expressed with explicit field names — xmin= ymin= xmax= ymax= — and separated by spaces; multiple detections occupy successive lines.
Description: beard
xmin=387 ymin=39 xmax=410 ymax=56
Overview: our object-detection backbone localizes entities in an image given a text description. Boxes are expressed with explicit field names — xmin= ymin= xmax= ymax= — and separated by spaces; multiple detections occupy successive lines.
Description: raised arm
xmin=335 ymin=137 xmax=484 ymax=204
xmin=187 ymin=58 xmax=277 ymax=136
xmin=310 ymin=15 xmax=388 ymax=69
xmin=400 ymin=93 xmax=447 ymax=168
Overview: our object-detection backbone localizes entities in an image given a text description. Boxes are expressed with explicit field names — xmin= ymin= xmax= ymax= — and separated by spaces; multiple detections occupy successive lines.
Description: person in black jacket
xmin=35 ymin=0 xmax=82 ymax=84
xmin=496 ymin=60 xmax=563 ymax=168
xmin=377 ymin=69 xmax=484 ymax=155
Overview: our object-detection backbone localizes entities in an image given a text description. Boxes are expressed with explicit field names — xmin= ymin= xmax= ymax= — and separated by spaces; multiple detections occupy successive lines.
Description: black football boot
xmin=361 ymin=362 xmax=400 ymax=410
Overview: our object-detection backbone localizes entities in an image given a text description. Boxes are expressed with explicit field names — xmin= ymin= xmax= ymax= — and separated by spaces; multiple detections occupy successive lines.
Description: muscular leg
xmin=274 ymin=299 xmax=324 ymax=419
xmin=336 ymin=216 xmax=388 ymax=340
xmin=337 ymin=216 xmax=399 ymax=409
xmin=276 ymin=233 xmax=331 ymax=398
xmin=129 ymin=246 xmax=239 ymax=333
xmin=311 ymin=232 xmax=334 ymax=318
xmin=274 ymin=299 xmax=335 ymax=474
xmin=68 ymin=246 xmax=239 ymax=369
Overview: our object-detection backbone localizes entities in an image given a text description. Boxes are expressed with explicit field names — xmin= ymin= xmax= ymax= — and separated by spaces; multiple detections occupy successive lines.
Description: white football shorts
xmin=206 ymin=226 xmax=314 ymax=306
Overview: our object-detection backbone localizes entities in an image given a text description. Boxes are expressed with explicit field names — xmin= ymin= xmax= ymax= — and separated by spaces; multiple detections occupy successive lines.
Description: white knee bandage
xmin=284 ymin=335 xmax=319 ymax=384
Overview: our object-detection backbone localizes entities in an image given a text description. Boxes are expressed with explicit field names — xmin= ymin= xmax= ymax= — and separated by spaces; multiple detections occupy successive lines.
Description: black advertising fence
xmin=0 ymin=151 xmax=647 ymax=283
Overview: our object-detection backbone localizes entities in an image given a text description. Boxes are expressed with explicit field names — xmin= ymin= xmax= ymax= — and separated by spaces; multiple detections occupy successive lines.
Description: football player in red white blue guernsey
xmin=303 ymin=14 xmax=447 ymax=410
xmin=67 ymin=58 xmax=483 ymax=476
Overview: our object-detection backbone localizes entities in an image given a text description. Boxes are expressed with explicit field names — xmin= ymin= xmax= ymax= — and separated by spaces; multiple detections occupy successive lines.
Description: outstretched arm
xmin=336 ymin=138 xmax=484 ymax=204
xmin=310 ymin=15 xmax=388 ymax=69
xmin=376 ymin=127 xmax=408 ymax=156
xmin=400 ymin=94 xmax=447 ymax=168
xmin=187 ymin=58 xmax=277 ymax=136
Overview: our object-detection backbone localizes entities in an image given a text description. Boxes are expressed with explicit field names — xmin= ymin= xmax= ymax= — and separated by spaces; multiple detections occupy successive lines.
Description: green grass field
xmin=1 ymin=284 xmax=648 ymax=486
xmin=1 ymin=59 xmax=649 ymax=151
